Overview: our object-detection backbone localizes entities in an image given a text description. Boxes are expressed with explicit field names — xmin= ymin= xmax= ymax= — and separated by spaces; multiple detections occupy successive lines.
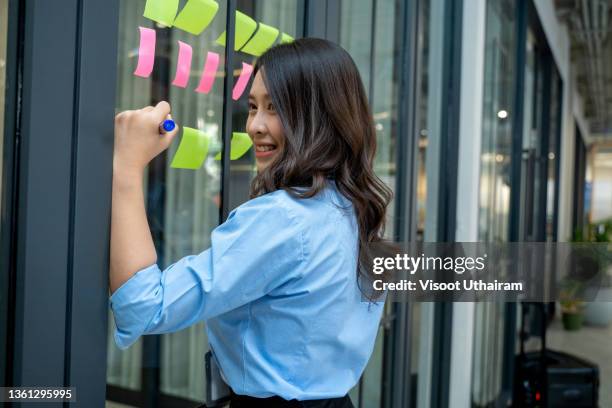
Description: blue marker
xmin=160 ymin=119 xmax=176 ymax=134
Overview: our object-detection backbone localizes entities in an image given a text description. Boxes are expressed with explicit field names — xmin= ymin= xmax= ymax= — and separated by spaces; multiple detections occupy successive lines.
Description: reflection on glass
xmin=519 ymin=30 xmax=536 ymax=241
xmin=472 ymin=0 xmax=516 ymax=405
xmin=478 ymin=0 xmax=514 ymax=243
xmin=546 ymin=70 xmax=561 ymax=241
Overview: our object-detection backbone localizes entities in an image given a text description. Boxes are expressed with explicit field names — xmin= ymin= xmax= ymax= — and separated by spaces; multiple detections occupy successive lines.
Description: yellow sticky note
xmin=143 ymin=0 xmax=179 ymax=27
xmin=214 ymin=132 xmax=253 ymax=160
xmin=170 ymin=127 xmax=210 ymax=169
xmin=173 ymin=0 xmax=219 ymax=35
xmin=241 ymin=23 xmax=279 ymax=56
xmin=215 ymin=11 xmax=257 ymax=50
xmin=280 ymin=33 xmax=294 ymax=44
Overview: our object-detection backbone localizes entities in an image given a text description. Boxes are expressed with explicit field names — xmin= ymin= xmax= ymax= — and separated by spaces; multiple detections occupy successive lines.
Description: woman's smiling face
xmin=247 ymin=70 xmax=285 ymax=172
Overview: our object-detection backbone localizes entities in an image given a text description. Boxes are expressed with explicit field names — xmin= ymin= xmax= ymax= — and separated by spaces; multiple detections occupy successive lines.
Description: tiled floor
xmin=547 ymin=317 xmax=612 ymax=408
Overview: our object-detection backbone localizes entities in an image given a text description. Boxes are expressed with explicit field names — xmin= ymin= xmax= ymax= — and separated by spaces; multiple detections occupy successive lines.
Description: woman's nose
xmin=248 ymin=112 xmax=267 ymax=135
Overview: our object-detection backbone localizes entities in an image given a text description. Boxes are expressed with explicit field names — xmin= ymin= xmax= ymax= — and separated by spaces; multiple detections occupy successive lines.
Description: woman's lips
xmin=254 ymin=144 xmax=277 ymax=158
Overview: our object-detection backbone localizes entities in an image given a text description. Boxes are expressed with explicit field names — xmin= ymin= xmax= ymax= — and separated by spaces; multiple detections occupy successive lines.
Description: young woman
xmin=110 ymin=38 xmax=392 ymax=407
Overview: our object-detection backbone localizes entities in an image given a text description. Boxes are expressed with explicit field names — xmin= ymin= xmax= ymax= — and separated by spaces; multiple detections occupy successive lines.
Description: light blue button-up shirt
xmin=109 ymin=179 xmax=385 ymax=400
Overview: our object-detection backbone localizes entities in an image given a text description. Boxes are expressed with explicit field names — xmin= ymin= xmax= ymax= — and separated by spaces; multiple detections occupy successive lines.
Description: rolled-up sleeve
xmin=109 ymin=193 xmax=307 ymax=350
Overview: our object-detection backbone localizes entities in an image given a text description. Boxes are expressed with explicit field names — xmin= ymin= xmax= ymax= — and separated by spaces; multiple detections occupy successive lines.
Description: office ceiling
xmin=556 ymin=0 xmax=612 ymax=138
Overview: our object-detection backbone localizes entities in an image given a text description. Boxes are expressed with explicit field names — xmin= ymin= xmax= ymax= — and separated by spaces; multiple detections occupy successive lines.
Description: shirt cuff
xmin=109 ymin=264 xmax=162 ymax=350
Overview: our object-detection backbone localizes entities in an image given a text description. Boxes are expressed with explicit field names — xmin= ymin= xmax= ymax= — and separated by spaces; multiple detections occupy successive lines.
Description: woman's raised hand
xmin=113 ymin=101 xmax=179 ymax=174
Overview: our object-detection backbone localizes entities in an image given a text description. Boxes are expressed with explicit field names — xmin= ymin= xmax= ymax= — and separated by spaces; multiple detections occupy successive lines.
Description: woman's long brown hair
xmin=250 ymin=38 xmax=393 ymax=299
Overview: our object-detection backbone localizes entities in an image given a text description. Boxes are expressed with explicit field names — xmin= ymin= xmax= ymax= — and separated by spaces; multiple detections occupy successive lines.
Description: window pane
xmin=478 ymin=0 xmax=515 ymax=243
xmin=109 ymin=0 xmax=300 ymax=403
xmin=340 ymin=0 xmax=398 ymax=240
xmin=340 ymin=0 xmax=401 ymax=405
xmin=472 ymin=0 xmax=516 ymax=405
xmin=412 ymin=1 xmax=448 ymax=405
xmin=228 ymin=1 xmax=300 ymax=211
xmin=109 ymin=0 xmax=226 ymax=402
xmin=158 ymin=3 xmax=227 ymax=401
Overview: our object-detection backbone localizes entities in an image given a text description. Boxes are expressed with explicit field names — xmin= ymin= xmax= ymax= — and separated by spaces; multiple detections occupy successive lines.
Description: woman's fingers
xmin=151 ymin=101 xmax=171 ymax=123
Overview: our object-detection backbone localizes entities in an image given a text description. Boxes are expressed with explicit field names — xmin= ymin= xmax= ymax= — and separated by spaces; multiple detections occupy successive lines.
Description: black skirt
xmin=229 ymin=393 xmax=355 ymax=408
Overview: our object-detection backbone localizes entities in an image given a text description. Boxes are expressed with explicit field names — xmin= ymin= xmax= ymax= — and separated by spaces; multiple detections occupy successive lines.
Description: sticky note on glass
xmin=143 ymin=0 xmax=179 ymax=27
xmin=172 ymin=41 xmax=193 ymax=88
xmin=241 ymin=23 xmax=279 ymax=56
xmin=232 ymin=62 xmax=253 ymax=100
xmin=280 ymin=33 xmax=294 ymax=44
xmin=215 ymin=11 xmax=257 ymax=50
xmin=195 ymin=52 xmax=220 ymax=94
xmin=170 ymin=127 xmax=210 ymax=169
xmin=134 ymin=27 xmax=156 ymax=78
xmin=214 ymin=132 xmax=252 ymax=160
xmin=173 ymin=0 xmax=219 ymax=35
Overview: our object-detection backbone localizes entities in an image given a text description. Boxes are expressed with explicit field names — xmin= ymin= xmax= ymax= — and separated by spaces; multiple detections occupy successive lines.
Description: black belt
xmin=229 ymin=393 xmax=355 ymax=408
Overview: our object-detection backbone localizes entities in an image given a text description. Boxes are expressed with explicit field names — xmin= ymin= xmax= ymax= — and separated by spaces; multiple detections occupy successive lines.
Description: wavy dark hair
xmin=250 ymin=38 xmax=393 ymax=298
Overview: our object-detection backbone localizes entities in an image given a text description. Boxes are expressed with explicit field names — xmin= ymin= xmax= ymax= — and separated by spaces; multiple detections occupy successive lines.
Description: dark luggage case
xmin=513 ymin=302 xmax=599 ymax=407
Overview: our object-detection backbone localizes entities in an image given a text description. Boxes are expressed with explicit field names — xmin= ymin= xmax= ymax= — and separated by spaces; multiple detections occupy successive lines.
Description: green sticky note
xmin=241 ymin=23 xmax=279 ymax=56
xmin=280 ymin=33 xmax=294 ymax=44
xmin=143 ymin=0 xmax=179 ymax=27
xmin=173 ymin=0 xmax=219 ymax=35
xmin=214 ymin=132 xmax=253 ymax=160
xmin=170 ymin=127 xmax=210 ymax=169
xmin=215 ymin=11 xmax=257 ymax=50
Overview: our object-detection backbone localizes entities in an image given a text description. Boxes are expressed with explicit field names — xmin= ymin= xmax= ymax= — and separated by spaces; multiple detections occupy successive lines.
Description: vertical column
xmin=448 ymin=0 xmax=487 ymax=404
xmin=66 ymin=0 xmax=120 ymax=406
xmin=12 ymin=1 xmax=77 ymax=407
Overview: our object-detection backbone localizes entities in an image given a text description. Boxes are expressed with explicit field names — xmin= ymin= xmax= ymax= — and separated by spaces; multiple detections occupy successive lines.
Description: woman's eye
xmin=267 ymin=103 xmax=275 ymax=112
xmin=248 ymin=104 xmax=257 ymax=112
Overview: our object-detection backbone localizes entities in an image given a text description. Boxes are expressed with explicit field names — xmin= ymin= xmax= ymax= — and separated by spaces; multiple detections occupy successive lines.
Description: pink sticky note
xmin=195 ymin=52 xmax=220 ymax=94
xmin=134 ymin=27 xmax=156 ymax=78
xmin=172 ymin=41 xmax=193 ymax=88
xmin=232 ymin=62 xmax=253 ymax=100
